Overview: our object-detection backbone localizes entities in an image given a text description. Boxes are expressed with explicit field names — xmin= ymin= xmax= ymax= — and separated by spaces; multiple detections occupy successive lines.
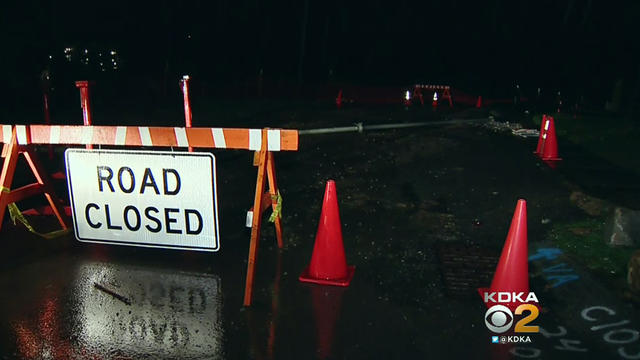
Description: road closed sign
xmin=65 ymin=149 xmax=220 ymax=251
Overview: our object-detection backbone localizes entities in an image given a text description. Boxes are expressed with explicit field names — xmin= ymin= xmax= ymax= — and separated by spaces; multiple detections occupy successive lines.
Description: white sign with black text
xmin=65 ymin=149 xmax=220 ymax=251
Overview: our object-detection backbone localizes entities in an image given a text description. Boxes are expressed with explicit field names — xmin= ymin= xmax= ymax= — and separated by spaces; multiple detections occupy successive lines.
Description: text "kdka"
xmin=483 ymin=292 xmax=539 ymax=304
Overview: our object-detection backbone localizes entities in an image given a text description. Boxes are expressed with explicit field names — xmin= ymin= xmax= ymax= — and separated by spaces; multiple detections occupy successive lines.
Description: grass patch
xmin=532 ymin=113 xmax=640 ymax=175
xmin=551 ymin=217 xmax=635 ymax=277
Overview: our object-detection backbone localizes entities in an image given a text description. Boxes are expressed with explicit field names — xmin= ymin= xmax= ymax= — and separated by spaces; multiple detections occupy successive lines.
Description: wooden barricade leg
xmin=0 ymin=130 xmax=69 ymax=232
xmin=444 ymin=87 xmax=453 ymax=107
xmin=0 ymin=133 xmax=21 ymax=232
xmin=244 ymin=129 xmax=287 ymax=306
xmin=266 ymin=152 xmax=283 ymax=249
xmin=22 ymin=147 xmax=69 ymax=229
xmin=243 ymin=131 xmax=268 ymax=306
xmin=414 ymin=86 xmax=424 ymax=106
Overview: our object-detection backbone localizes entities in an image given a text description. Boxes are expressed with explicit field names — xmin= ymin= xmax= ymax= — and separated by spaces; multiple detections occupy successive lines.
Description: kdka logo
xmin=482 ymin=291 xmax=540 ymax=344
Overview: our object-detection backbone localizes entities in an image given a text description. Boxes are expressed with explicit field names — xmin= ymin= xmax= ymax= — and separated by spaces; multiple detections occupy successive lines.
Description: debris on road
xmin=93 ymin=282 xmax=132 ymax=305
xmin=482 ymin=119 xmax=540 ymax=138
xmin=512 ymin=128 xmax=540 ymax=138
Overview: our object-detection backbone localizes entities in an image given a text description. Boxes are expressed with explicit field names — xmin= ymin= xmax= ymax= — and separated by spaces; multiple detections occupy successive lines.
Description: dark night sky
xmin=1 ymin=0 xmax=639 ymax=112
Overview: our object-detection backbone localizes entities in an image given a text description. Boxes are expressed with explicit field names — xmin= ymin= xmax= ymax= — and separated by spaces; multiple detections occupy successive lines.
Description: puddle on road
xmin=1 ymin=255 xmax=225 ymax=360
xmin=72 ymin=261 xmax=223 ymax=359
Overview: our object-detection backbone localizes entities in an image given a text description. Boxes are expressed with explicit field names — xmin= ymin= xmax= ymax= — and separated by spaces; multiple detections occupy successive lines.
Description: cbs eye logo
xmin=485 ymin=304 xmax=539 ymax=333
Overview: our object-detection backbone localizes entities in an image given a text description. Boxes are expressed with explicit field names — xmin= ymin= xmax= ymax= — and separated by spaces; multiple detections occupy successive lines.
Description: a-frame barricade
xmin=0 ymin=124 xmax=299 ymax=306
xmin=414 ymin=84 xmax=454 ymax=107
xmin=244 ymin=131 xmax=284 ymax=305
xmin=0 ymin=126 xmax=70 ymax=236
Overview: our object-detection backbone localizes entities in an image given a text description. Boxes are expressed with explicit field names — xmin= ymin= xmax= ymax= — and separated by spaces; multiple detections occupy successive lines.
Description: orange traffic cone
xmin=299 ymin=180 xmax=355 ymax=286
xmin=403 ymin=90 xmax=412 ymax=107
xmin=478 ymin=199 xmax=532 ymax=311
xmin=476 ymin=96 xmax=482 ymax=108
xmin=336 ymin=90 xmax=343 ymax=109
xmin=541 ymin=116 xmax=561 ymax=167
xmin=533 ymin=114 xmax=548 ymax=156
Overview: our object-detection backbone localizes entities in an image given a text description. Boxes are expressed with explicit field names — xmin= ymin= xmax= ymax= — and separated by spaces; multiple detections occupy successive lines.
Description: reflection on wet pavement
xmin=74 ymin=261 xmax=223 ymax=359
xmin=4 ymin=256 xmax=224 ymax=359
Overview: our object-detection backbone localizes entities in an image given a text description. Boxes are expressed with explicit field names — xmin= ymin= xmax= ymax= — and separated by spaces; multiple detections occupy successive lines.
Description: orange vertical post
xmin=75 ymin=81 xmax=93 ymax=149
xmin=180 ymin=75 xmax=193 ymax=152
xmin=43 ymin=91 xmax=54 ymax=160
xmin=43 ymin=92 xmax=51 ymax=126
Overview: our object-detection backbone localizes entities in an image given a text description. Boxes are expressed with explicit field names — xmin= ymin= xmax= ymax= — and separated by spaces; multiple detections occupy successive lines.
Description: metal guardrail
xmin=298 ymin=118 xmax=490 ymax=135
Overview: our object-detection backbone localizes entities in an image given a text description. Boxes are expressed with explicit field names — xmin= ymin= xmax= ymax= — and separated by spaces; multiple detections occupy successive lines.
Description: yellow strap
xmin=2 ymin=186 xmax=70 ymax=239
xmin=268 ymin=191 xmax=282 ymax=223
xmin=8 ymin=202 xmax=37 ymax=233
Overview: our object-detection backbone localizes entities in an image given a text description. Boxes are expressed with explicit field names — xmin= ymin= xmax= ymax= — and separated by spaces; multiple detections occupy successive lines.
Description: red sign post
xmin=179 ymin=75 xmax=193 ymax=152
xmin=75 ymin=81 xmax=93 ymax=149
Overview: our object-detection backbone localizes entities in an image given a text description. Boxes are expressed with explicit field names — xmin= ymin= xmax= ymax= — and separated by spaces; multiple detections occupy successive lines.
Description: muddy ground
xmin=1 ymin=102 xmax=640 ymax=359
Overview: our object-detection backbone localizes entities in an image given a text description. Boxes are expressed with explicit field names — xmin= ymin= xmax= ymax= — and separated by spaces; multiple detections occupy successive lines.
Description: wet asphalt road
xmin=1 ymin=103 xmax=640 ymax=359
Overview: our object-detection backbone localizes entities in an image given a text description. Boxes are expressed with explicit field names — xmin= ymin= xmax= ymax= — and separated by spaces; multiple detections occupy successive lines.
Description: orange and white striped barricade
xmin=414 ymin=84 xmax=453 ymax=107
xmin=0 ymin=124 xmax=299 ymax=306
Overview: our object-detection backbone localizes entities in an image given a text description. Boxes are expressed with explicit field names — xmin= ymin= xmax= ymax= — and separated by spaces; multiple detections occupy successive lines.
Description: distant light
xmin=187 ymin=34 xmax=191 ymax=39
xmin=64 ymin=47 xmax=72 ymax=53
xmin=98 ymin=52 xmax=102 ymax=57
xmin=183 ymin=75 xmax=190 ymax=80
xmin=99 ymin=62 xmax=103 ymax=66
xmin=405 ymin=91 xmax=411 ymax=101
xmin=48 ymin=55 xmax=52 ymax=59
xmin=433 ymin=92 xmax=438 ymax=101
xmin=84 ymin=49 xmax=88 ymax=54
xmin=110 ymin=50 xmax=116 ymax=56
